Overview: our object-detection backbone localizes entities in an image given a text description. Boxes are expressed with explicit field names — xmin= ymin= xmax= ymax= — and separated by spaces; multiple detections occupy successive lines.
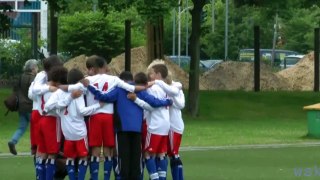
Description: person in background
xmin=8 ymin=59 xmax=38 ymax=155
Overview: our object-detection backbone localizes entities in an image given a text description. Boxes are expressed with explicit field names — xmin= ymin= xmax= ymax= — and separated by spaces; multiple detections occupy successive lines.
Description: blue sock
xmin=156 ymin=156 xmax=168 ymax=180
xmin=140 ymin=158 xmax=145 ymax=180
xmin=145 ymin=157 xmax=159 ymax=180
xmin=45 ymin=158 xmax=55 ymax=180
xmin=104 ymin=156 xmax=113 ymax=180
xmin=90 ymin=156 xmax=100 ymax=180
xmin=33 ymin=156 xmax=38 ymax=180
xmin=37 ymin=158 xmax=46 ymax=180
xmin=78 ymin=159 xmax=88 ymax=180
xmin=177 ymin=158 xmax=184 ymax=180
xmin=170 ymin=157 xmax=179 ymax=180
xmin=113 ymin=156 xmax=121 ymax=180
xmin=66 ymin=159 xmax=76 ymax=180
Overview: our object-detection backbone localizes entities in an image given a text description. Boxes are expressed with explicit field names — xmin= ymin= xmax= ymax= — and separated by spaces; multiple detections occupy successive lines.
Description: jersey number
xmin=93 ymin=82 xmax=108 ymax=91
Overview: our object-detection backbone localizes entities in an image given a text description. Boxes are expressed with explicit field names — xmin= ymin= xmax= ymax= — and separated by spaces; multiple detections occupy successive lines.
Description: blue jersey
xmin=87 ymin=84 xmax=172 ymax=132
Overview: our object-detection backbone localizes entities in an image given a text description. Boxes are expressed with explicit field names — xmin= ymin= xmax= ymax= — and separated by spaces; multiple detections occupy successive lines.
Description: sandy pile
xmin=64 ymin=47 xmax=314 ymax=91
xmin=200 ymin=61 xmax=289 ymax=91
xmin=276 ymin=52 xmax=314 ymax=91
xmin=64 ymin=47 xmax=193 ymax=89
xmin=64 ymin=55 xmax=87 ymax=74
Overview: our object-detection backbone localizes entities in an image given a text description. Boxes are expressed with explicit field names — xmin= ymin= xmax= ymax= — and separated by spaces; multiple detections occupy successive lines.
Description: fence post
xmin=314 ymin=28 xmax=320 ymax=92
xmin=254 ymin=26 xmax=260 ymax=92
xmin=125 ymin=20 xmax=131 ymax=72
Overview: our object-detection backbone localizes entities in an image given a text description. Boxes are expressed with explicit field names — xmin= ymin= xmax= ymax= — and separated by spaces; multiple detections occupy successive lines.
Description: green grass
xmin=2 ymin=146 xmax=320 ymax=179
xmin=1 ymin=89 xmax=320 ymax=153
xmin=2 ymin=89 xmax=320 ymax=179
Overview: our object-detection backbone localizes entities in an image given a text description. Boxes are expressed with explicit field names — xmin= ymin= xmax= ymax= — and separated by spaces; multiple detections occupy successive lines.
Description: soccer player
xmin=155 ymin=73 xmax=185 ymax=180
xmin=143 ymin=63 xmax=173 ymax=180
xmin=67 ymin=55 xmax=146 ymax=180
xmin=45 ymin=68 xmax=103 ymax=180
xmin=37 ymin=66 xmax=68 ymax=180
xmin=28 ymin=55 xmax=62 ymax=179
xmin=87 ymin=71 xmax=172 ymax=180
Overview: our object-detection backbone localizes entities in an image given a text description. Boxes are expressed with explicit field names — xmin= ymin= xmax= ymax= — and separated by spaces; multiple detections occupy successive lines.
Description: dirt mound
xmin=63 ymin=47 xmax=192 ymax=88
xmin=277 ymin=52 xmax=314 ymax=91
xmin=200 ymin=61 xmax=289 ymax=91
xmin=64 ymin=55 xmax=87 ymax=75
xmin=108 ymin=47 xmax=194 ymax=89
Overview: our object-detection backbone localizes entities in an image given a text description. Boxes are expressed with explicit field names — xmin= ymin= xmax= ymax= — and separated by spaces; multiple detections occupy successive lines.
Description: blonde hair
xmin=165 ymin=70 xmax=173 ymax=84
xmin=147 ymin=59 xmax=166 ymax=71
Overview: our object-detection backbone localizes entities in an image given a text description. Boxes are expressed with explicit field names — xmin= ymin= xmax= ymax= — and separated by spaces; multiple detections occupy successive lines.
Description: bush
xmin=59 ymin=11 xmax=125 ymax=62
xmin=0 ymin=35 xmax=32 ymax=79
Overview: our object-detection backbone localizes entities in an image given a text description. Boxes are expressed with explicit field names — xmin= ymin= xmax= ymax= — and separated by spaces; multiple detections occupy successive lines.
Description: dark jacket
xmin=14 ymin=72 xmax=35 ymax=113
xmin=87 ymin=84 xmax=172 ymax=132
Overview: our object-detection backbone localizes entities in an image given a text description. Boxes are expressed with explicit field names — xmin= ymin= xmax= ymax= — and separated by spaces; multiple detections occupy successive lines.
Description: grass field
xmin=1 ymin=89 xmax=320 ymax=179
xmin=2 ymin=146 xmax=320 ymax=179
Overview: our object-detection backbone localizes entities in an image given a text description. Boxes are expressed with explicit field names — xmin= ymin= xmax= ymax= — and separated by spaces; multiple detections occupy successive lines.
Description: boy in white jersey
xmin=45 ymin=68 xmax=103 ymax=180
xmin=67 ymin=55 xmax=146 ymax=180
xmin=144 ymin=63 xmax=172 ymax=180
xmin=37 ymin=66 xmax=68 ymax=180
xmin=154 ymin=72 xmax=185 ymax=180
xmin=28 ymin=55 xmax=62 ymax=179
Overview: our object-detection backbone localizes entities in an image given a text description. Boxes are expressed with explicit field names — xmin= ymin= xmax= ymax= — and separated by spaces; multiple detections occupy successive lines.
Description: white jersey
xmin=41 ymin=89 xmax=56 ymax=117
xmin=146 ymin=83 xmax=170 ymax=135
xmin=29 ymin=71 xmax=48 ymax=111
xmin=68 ymin=74 xmax=135 ymax=114
xmin=44 ymin=89 xmax=100 ymax=140
xmin=168 ymin=81 xmax=185 ymax=134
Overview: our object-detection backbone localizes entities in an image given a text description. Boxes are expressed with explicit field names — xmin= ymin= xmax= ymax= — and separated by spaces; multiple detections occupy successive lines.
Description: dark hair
xmin=134 ymin=72 xmax=148 ymax=85
xmin=47 ymin=66 xmax=68 ymax=84
xmin=152 ymin=64 xmax=168 ymax=79
xmin=68 ymin=68 xmax=84 ymax=84
xmin=43 ymin=55 xmax=62 ymax=72
xmin=152 ymin=64 xmax=168 ymax=78
xmin=95 ymin=56 xmax=106 ymax=68
xmin=119 ymin=71 xmax=133 ymax=82
xmin=86 ymin=56 xmax=97 ymax=69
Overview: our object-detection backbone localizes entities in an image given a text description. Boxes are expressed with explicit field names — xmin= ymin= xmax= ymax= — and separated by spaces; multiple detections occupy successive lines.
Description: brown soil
xmin=63 ymin=55 xmax=87 ymax=75
xmin=200 ymin=61 xmax=289 ymax=91
xmin=276 ymin=52 xmax=314 ymax=91
xmin=63 ymin=47 xmax=314 ymax=91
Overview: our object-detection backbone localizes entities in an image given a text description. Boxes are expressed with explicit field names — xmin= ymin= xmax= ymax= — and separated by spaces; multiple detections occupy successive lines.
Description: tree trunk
xmin=146 ymin=17 xmax=164 ymax=64
xmin=188 ymin=0 xmax=206 ymax=117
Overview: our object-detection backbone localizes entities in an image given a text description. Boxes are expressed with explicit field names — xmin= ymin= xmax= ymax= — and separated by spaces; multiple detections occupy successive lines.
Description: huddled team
xmin=27 ymin=55 xmax=185 ymax=180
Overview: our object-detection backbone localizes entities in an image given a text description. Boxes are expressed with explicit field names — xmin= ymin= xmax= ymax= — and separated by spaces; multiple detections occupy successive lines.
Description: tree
xmin=136 ymin=0 xmax=177 ymax=64
xmin=188 ymin=0 xmax=208 ymax=117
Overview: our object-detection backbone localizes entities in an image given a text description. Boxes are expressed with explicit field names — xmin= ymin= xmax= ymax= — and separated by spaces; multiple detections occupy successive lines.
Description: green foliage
xmin=0 ymin=2 xmax=13 ymax=32
xmin=58 ymin=11 xmax=125 ymax=62
xmin=136 ymin=0 xmax=178 ymax=23
xmin=0 ymin=31 xmax=32 ymax=78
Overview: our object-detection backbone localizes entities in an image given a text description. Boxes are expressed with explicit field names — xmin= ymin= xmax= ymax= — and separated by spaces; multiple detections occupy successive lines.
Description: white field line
xmin=1 ymin=142 xmax=320 ymax=158
xmin=180 ymin=142 xmax=320 ymax=151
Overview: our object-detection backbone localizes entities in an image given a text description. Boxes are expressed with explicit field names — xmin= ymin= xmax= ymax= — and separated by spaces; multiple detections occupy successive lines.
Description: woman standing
xmin=8 ymin=59 xmax=38 ymax=155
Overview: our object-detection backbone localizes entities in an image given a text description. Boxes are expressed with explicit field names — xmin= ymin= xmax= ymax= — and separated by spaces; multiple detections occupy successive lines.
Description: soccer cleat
xmin=8 ymin=142 xmax=17 ymax=155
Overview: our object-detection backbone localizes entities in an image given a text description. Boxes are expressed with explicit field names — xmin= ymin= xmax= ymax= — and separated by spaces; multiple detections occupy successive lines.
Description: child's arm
xmin=153 ymin=80 xmax=181 ymax=96
xmin=43 ymin=91 xmax=60 ymax=113
xmin=127 ymin=92 xmax=154 ymax=111
xmin=137 ymin=91 xmax=172 ymax=107
xmin=87 ymin=85 xmax=118 ymax=103
xmin=114 ymin=76 xmax=146 ymax=92
xmin=172 ymin=90 xmax=185 ymax=110
xmin=75 ymin=95 xmax=102 ymax=116
xmin=55 ymin=90 xmax=83 ymax=109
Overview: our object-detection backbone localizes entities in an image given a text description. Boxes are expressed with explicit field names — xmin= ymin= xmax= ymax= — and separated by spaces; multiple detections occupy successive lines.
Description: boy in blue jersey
xmin=86 ymin=71 xmax=172 ymax=180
